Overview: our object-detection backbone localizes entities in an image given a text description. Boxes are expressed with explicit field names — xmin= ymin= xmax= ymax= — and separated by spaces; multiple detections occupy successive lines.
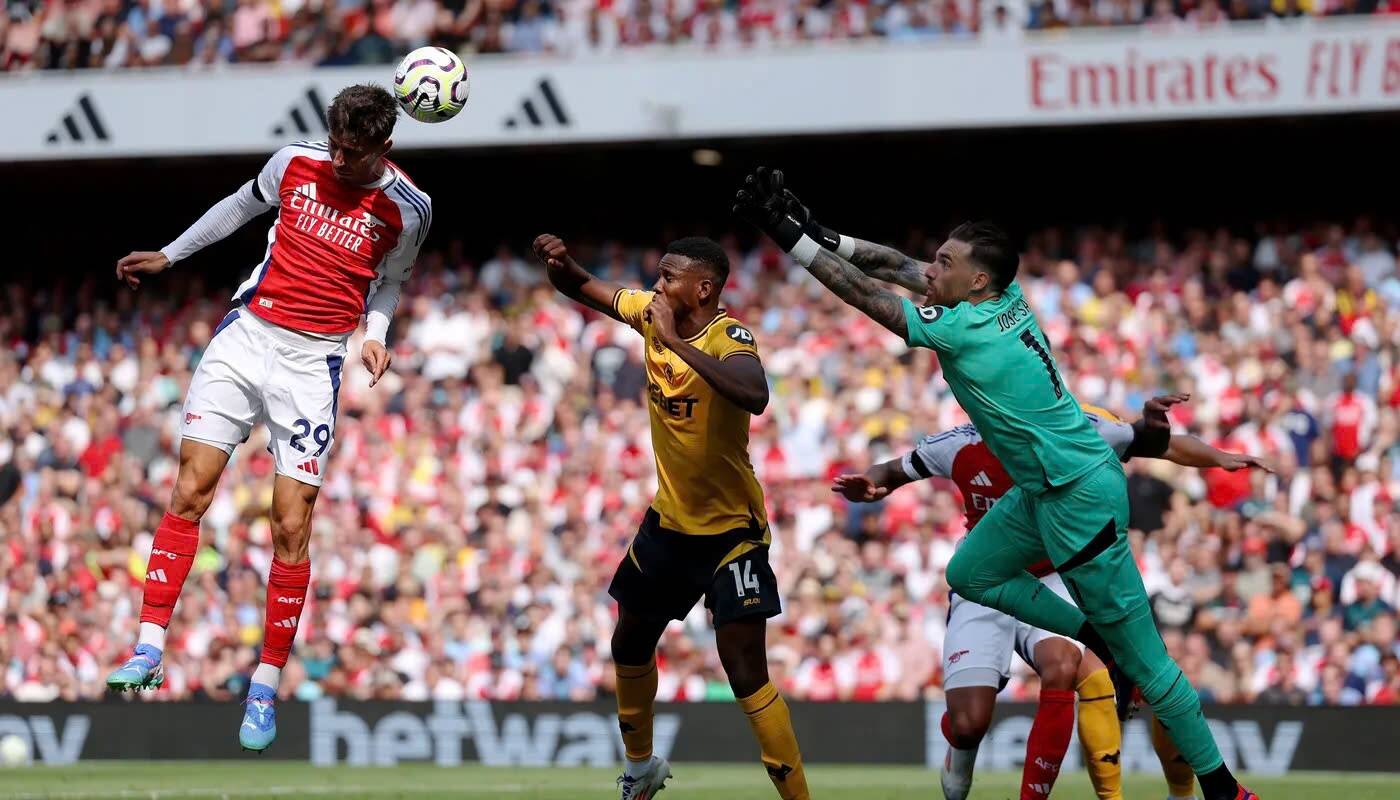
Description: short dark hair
xmin=328 ymin=84 xmax=399 ymax=147
xmin=948 ymin=220 xmax=1019 ymax=291
xmin=666 ymin=237 xmax=729 ymax=287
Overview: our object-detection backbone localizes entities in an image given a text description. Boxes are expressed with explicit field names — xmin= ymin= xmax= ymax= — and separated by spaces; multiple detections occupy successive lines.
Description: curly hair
xmin=327 ymin=84 xmax=399 ymax=147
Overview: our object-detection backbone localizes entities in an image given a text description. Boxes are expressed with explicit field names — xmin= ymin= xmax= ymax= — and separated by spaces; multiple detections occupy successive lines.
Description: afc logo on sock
xmin=150 ymin=548 xmax=179 ymax=560
xmin=277 ymin=596 xmax=305 ymax=604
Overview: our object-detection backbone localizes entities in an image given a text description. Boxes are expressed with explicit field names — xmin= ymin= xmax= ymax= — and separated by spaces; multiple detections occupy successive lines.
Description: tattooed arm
xmin=802 ymin=249 xmax=909 ymax=339
xmin=733 ymin=168 xmax=912 ymax=339
xmin=775 ymin=180 xmax=931 ymax=294
xmin=846 ymin=239 xmax=932 ymax=295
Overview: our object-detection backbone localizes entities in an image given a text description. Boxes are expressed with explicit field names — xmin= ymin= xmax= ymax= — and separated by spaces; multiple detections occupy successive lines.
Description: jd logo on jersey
xmin=726 ymin=325 xmax=754 ymax=344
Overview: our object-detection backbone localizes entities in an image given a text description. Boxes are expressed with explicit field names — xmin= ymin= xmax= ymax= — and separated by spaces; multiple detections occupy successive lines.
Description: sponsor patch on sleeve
xmin=726 ymin=324 xmax=755 ymax=345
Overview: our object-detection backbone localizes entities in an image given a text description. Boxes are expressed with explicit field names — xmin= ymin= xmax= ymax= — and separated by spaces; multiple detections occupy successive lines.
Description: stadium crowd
xmin=3 ymin=216 xmax=1400 ymax=708
xmin=3 ymin=0 xmax=1396 ymax=71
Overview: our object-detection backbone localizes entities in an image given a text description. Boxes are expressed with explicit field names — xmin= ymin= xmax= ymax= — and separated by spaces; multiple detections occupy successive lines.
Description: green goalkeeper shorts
xmin=977 ymin=457 xmax=1147 ymax=625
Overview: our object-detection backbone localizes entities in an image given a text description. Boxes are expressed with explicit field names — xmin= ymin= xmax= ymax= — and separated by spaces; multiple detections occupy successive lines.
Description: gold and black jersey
xmin=613 ymin=288 xmax=768 ymax=536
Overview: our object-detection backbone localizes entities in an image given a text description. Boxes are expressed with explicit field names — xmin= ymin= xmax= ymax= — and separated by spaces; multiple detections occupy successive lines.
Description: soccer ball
xmin=0 ymin=735 xmax=31 ymax=767
xmin=393 ymin=47 xmax=470 ymax=124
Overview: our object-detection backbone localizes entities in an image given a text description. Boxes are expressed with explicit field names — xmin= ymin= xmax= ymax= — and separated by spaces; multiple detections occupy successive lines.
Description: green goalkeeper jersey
xmin=901 ymin=281 xmax=1115 ymax=495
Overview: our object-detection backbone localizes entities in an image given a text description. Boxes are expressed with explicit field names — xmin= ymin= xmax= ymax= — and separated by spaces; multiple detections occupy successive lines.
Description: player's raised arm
xmin=1163 ymin=436 xmax=1275 ymax=472
xmin=779 ymin=182 xmax=931 ymax=295
xmin=1104 ymin=394 xmax=1275 ymax=472
xmin=117 ymin=159 xmax=282 ymax=289
xmin=533 ymin=234 xmax=630 ymax=322
xmin=734 ymin=169 xmax=909 ymax=339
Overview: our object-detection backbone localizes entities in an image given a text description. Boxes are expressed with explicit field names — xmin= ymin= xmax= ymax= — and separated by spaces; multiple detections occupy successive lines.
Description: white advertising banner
xmin=1 ymin=18 xmax=1397 ymax=162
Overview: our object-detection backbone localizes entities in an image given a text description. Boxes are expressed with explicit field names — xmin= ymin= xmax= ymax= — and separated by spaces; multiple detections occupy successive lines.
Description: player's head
xmin=654 ymin=237 xmax=729 ymax=314
xmin=326 ymin=84 xmax=399 ymax=184
xmin=925 ymin=220 xmax=1019 ymax=307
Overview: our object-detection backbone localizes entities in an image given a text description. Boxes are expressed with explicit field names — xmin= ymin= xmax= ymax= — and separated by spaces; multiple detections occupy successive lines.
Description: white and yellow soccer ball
xmin=0 ymin=734 xmax=31 ymax=767
xmin=393 ymin=47 xmax=470 ymax=124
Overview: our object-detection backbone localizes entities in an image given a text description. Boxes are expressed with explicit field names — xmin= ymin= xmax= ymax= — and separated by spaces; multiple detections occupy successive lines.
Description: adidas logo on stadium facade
xmin=503 ymin=78 xmax=570 ymax=130
xmin=272 ymin=88 xmax=328 ymax=137
xmin=45 ymin=94 xmax=110 ymax=146
xmin=970 ymin=470 xmax=994 ymax=487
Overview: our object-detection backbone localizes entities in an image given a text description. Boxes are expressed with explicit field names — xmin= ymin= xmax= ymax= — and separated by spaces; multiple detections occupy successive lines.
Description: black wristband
xmin=767 ymin=212 xmax=806 ymax=252
xmin=1126 ymin=418 xmax=1171 ymax=460
xmin=809 ymin=224 xmax=842 ymax=252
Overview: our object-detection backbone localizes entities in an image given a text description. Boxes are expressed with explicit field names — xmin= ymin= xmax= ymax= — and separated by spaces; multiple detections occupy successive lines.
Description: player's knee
xmin=610 ymin=625 xmax=653 ymax=668
xmin=169 ymin=472 xmax=214 ymax=520
xmin=718 ymin=641 xmax=768 ymax=698
xmin=1143 ymin=666 xmax=1197 ymax=716
xmin=944 ymin=552 xmax=984 ymax=602
xmin=945 ymin=706 xmax=991 ymax=749
xmin=1036 ymin=644 xmax=1082 ymax=690
xmin=269 ymin=512 xmax=311 ymax=562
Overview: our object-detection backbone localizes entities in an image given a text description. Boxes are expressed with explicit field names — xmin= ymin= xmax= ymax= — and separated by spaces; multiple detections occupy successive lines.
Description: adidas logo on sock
xmin=273 ymin=618 xmax=298 ymax=629
xmin=147 ymin=569 xmax=168 ymax=583
xmin=296 ymin=460 xmax=320 ymax=476
xmin=970 ymin=470 xmax=994 ymax=487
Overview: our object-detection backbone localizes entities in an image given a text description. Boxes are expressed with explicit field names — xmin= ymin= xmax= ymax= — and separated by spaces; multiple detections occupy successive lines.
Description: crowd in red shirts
xmin=2 ymin=217 xmax=1399 ymax=706
xmin=6 ymin=0 xmax=1398 ymax=71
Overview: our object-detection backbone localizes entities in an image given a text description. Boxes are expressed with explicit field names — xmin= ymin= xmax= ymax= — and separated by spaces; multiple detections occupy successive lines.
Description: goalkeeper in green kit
xmin=734 ymin=168 xmax=1258 ymax=800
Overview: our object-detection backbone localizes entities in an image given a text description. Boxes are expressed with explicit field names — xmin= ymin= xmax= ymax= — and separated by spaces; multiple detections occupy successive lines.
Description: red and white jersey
xmin=236 ymin=141 xmax=430 ymax=335
xmin=1326 ymin=390 xmax=1376 ymax=461
xmin=900 ymin=407 xmax=1136 ymax=574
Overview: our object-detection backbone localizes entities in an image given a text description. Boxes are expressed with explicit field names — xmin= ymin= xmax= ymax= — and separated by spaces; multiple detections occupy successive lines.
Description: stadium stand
xmin=2 ymin=218 xmax=1398 ymax=706
xmin=4 ymin=0 xmax=1397 ymax=71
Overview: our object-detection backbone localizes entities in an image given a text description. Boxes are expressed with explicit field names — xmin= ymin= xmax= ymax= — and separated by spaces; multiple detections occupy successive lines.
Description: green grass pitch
xmin=1 ymin=763 xmax=1395 ymax=799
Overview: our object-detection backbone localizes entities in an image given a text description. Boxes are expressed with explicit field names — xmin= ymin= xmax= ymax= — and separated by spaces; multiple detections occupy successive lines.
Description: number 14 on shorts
xmin=729 ymin=560 xmax=761 ymax=596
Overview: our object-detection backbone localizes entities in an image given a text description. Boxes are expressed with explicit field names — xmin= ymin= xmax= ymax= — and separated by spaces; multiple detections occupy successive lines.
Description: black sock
xmin=1198 ymin=763 xmax=1240 ymax=800
xmin=1075 ymin=621 xmax=1115 ymax=666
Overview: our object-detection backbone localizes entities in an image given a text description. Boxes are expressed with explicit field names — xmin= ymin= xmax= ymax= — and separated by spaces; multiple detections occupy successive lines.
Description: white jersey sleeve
xmin=1086 ymin=412 xmax=1136 ymax=460
xmin=901 ymin=424 xmax=979 ymax=482
xmin=160 ymin=146 xmax=299 ymax=264
xmin=252 ymin=144 xmax=301 ymax=206
xmin=364 ymin=172 xmax=431 ymax=344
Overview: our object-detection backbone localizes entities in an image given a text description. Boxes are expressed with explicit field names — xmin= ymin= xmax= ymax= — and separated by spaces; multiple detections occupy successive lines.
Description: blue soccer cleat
xmin=105 ymin=644 xmax=165 ymax=693
xmin=239 ymin=683 xmax=278 ymax=752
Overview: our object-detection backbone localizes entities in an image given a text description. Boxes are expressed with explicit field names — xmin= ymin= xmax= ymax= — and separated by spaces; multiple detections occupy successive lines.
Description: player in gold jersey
xmin=534 ymin=233 xmax=810 ymax=800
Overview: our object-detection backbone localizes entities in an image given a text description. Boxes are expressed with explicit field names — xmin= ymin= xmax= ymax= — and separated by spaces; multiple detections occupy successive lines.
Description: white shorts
xmin=941 ymin=572 xmax=1083 ymax=690
xmin=181 ymin=307 xmax=346 ymax=487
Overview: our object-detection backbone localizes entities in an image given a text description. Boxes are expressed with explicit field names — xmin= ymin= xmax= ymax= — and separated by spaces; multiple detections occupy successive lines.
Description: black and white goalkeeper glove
xmin=733 ymin=166 xmax=805 ymax=251
xmin=780 ymin=188 xmax=855 ymax=260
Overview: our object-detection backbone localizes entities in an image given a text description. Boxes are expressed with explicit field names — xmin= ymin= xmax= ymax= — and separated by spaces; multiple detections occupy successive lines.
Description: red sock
xmin=1020 ymin=688 xmax=1075 ymax=800
xmin=261 ymin=558 xmax=310 ymax=668
xmin=139 ymin=512 xmax=200 ymax=627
